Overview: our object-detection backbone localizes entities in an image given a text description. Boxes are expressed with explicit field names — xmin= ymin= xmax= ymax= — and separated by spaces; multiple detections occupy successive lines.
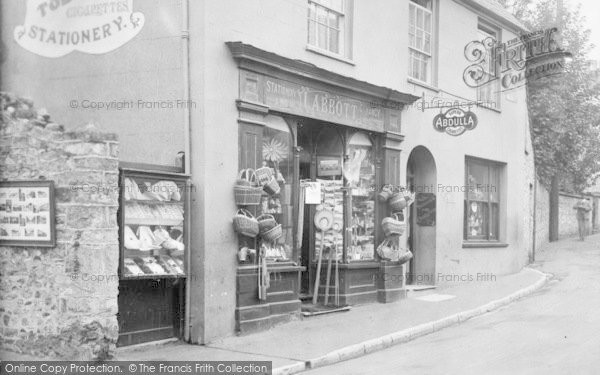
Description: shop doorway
xmin=406 ymin=146 xmax=437 ymax=285
xmin=297 ymin=122 xmax=345 ymax=298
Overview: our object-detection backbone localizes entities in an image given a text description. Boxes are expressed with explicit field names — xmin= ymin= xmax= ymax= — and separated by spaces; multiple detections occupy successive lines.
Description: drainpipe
xmin=181 ymin=0 xmax=192 ymax=342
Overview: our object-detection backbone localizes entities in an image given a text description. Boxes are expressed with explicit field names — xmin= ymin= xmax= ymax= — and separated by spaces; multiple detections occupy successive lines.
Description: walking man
xmin=573 ymin=197 xmax=593 ymax=241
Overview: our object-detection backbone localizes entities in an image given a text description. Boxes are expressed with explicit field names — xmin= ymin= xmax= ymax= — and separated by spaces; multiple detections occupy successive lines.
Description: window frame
xmin=463 ymin=157 xmax=504 ymax=243
xmin=408 ymin=0 xmax=437 ymax=86
xmin=476 ymin=20 xmax=502 ymax=111
xmin=307 ymin=0 xmax=353 ymax=60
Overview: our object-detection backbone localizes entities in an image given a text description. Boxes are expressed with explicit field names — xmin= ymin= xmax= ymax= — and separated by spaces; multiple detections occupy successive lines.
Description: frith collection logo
xmin=463 ymin=27 xmax=571 ymax=91
xmin=14 ymin=0 xmax=145 ymax=58
xmin=433 ymin=107 xmax=478 ymax=136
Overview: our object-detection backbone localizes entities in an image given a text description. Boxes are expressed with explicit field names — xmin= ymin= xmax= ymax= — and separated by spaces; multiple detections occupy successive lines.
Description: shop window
xmin=408 ymin=0 xmax=434 ymax=84
xmin=258 ymin=116 xmax=294 ymax=261
xmin=476 ymin=22 xmax=501 ymax=110
xmin=345 ymin=132 xmax=375 ymax=261
xmin=307 ymin=0 xmax=352 ymax=59
xmin=464 ymin=158 xmax=502 ymax=241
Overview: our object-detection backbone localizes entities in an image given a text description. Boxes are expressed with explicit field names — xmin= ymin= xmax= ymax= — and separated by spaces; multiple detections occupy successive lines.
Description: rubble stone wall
xmin=0 ymin=94 xmax=120 ymax=360
xmin=559 ymin=192 xmax=592 ymax=238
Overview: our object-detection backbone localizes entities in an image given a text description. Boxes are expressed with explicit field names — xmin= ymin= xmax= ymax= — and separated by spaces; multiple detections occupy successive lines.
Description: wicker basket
xmin=378 ymin=184 xmax=394 ymax=202
xmin=389 ymin=192 xmax=407 ymax=211
xmin=262 ymin=224 xmax=282 ymax=242
xmin=263 ymin=176 xmax=281 ymax=195
xmin=232 ymin=209 xmax=259 ymax=237
xmin=255 ymin=167 xmax=273 ymax=186
xmin=397 ymin=250 xmax=413 ymax=265
xmin=376 ymin=239 xmax=397 ymax=260
xmin=257 ymin=214 xmax=277 ymax=233
xmin=381 ymin=213 xmax=406 ymax=237
xmin=235 ymin=169 xmax=255 ymax=187
xmin=234 ymin=169 xmax=263 ymax=206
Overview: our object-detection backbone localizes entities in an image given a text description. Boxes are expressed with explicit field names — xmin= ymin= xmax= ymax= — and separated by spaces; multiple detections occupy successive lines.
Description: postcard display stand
xmin=117 ymin=168 xmax=189 ymax=346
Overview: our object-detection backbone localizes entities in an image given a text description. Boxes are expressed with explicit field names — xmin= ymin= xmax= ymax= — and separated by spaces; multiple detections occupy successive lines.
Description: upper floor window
xmin=409 ymin=0 xmax=433 ymax=84
xmin=308 ymin=0 xmax=349 ymax=57
xmin=476 ymin=23 xmax=501 ymax=109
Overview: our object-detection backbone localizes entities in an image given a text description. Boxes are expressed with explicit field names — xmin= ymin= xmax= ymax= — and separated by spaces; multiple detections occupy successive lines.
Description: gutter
xmin=181 ymin=0 xmax=192 ymax=343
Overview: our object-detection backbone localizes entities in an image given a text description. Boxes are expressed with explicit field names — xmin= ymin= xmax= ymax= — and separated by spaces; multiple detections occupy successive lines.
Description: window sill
xmin=407 ymin=77 xmax=439 ymax=93
xmin=306 ymin=45 xmax=355 ymax=66
xmin=462 ymin=241 xmax=509 ymax=249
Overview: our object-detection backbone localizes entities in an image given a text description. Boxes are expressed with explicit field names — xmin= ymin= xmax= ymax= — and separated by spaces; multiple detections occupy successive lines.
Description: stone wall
xmin=0 ymin=93 xmax=120 ymax=359
xmin=558 ymin=192 xmax=592 ymax=238
xmin=534 ymin=179 xmax=550 ymax=252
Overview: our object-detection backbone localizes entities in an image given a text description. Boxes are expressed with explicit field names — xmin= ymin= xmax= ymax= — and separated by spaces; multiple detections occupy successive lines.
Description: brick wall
xmin=0 ymin=93 xmax=120 ymax=359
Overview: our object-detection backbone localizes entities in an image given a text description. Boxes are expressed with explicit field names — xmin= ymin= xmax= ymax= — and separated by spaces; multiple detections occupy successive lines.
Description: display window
xmin=257 ymin=116 xmax=294 ymax=261
xmin=346 ymin=132 xmax=375 ymax=261
xmin=120 ymin=171 xmax=187 ymax=278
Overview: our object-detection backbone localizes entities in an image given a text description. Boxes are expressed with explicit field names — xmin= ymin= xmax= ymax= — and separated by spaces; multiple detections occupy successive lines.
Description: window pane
xmin=409 ymin=5 xmax=415 ymax=26
xmin=466 ymin=201 xmax=487 ymax=239
xmin=489 ymin=166 xmax=500 ymax=202
xmin=467 ymin=162 xmax=489 ymax=201
xmin=308 ymin=20 xmax=316 ymax=45
xmin=328 ymin=12 xmax=339 ymax=29
xmin=416 ymin=29 xmax=423 ymax=50
xmin=318 ymin=23 xmax=328 ymax=49
xmin=424 ymin=12 xmax=431 ymax=32
xmin=329 ymin=28 xmax=339 ymax=53
xmin=422 ymin=58 xmax=428 ymax=82
xmin=317 ymin=6 xmax=327 ymax=24
xmin=490 ymin=203 xmax=499 ymax=240
xmin=424 ymin=33 xmax=431 ymax=53
xmin=308 ymin=3 xmax=316 ymax=20
xmin=417 ymin=8 xmax=424 ymax=28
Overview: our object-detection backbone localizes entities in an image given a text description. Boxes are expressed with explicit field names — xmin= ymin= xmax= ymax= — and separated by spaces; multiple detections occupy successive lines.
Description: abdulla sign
xmin=14 ymin=0 xmax=145 ymax=58
xmin=433 ymin=107 xmax=478 ymax=136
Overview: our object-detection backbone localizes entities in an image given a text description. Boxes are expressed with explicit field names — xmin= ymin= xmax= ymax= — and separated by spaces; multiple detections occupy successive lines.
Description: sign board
xmin=416 ymin=192 xmax=436 ymax=227
xmin=14 ymin=0 xmax=145 ymax=58
xmin=0 ymin=181 xmax=56 ymax=247
xmin=304 ymin=182 xmax=322 ymax=205
xmin=433 ymin=107 xmax=478 ymax=136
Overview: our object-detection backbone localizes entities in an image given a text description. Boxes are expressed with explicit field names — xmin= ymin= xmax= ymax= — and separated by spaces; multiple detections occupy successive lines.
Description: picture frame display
xmin=0 ymin=181 xmax=56 ymax=247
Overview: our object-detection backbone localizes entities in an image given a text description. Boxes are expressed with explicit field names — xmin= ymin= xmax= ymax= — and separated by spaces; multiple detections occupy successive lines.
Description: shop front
xmin=228 ymin=42 xmax=419 ymax=332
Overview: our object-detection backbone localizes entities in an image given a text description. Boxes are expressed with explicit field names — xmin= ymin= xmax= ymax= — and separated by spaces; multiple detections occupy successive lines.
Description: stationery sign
xmin=433 ymin=107 xmax=478 ymax=136
xmin=14 ymin=0 xmax=145 ymax=58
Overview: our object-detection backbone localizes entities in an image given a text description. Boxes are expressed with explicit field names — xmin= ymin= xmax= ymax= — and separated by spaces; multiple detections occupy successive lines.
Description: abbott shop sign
xmin=14 ymin=0 xmax=145 ymax=58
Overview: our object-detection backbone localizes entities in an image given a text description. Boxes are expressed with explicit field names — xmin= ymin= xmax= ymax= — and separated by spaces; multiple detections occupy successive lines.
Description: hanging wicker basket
xmin=255 ymin=167 xmax=273 ymax=186
xmin=262 ymin=224 xmax=282 ymax=242
xmin=257 ymin=214 xmax=278 ymax=233
xmin=232 ymin=209 xmax=259 ymax=237
xmin=389 ymin=192 xmax=407 ymax=211
xmin=381 ymin=213 xmax=406 ymax=237
xmin=397 ymin=250 xmax=413 ymax=265
xmin=378 ymin=184 xmax=394 ymax=202
xmin=263 ymin=176 xmax=281 ymax=195
xmin=234 ymin=169 xmax=263 ymax=206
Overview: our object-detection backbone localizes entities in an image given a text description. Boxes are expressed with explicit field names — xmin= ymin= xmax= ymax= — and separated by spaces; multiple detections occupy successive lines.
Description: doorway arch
xmin=406 ymin=146 xmax=437 ymax=285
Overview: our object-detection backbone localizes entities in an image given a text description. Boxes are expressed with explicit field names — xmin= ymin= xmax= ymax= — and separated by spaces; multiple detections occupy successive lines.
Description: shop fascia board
xmin=226 ymin=41 xmax=420 ymax=107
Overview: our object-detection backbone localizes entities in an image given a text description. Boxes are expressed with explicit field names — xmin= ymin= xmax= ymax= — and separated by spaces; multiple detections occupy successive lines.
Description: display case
xmin=117 ymin=168 xmax=189 ymax=346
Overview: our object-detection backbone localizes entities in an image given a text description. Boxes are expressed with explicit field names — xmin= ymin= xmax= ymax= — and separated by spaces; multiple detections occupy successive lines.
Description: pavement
xmin=302 ymin=233 xmax=600 ymax=375
xmin=116 ymin=259 xmax=550 ymax=374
